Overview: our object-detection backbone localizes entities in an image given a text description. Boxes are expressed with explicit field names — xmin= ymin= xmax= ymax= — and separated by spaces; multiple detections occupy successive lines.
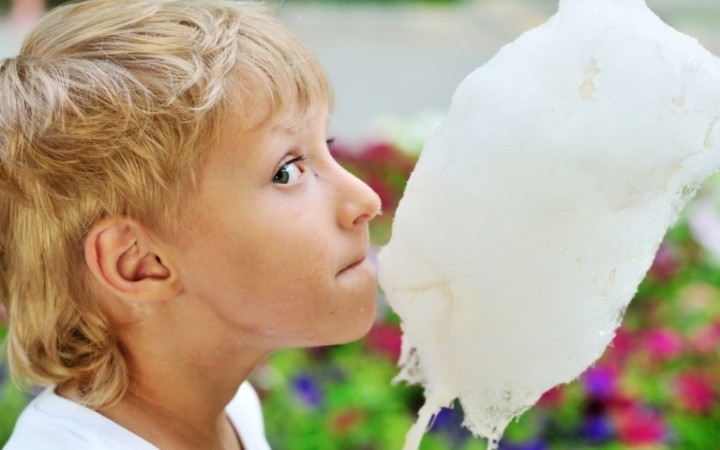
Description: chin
xmin=334 ymin=292 xmax=379 ymax=345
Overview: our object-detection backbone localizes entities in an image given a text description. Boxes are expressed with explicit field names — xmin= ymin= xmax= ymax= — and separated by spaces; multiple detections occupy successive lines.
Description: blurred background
xmin=2 ymin=0 xmax=720 ymax=448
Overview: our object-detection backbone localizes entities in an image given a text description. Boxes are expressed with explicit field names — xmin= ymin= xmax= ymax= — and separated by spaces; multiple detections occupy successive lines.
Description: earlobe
xmin=84 ymin=217 xmax=182 ymax=302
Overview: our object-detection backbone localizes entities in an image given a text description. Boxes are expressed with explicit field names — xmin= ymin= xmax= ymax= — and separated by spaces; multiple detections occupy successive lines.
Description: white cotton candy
xmin=377 ymin=0 xmax=720 ymax=448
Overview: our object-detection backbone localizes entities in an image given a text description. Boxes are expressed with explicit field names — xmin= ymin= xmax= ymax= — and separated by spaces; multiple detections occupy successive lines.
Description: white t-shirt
xmin=4 ymin=382 xmax=271 ymax=449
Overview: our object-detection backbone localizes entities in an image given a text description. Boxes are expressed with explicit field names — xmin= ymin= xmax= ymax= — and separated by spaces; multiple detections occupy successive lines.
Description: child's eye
xmin=272 ymin=156 xmax=305 ymax=185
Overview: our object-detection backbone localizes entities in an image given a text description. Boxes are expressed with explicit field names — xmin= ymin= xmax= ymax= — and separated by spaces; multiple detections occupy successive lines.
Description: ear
xmin=84 ymin=217 xmax=182 ymax=303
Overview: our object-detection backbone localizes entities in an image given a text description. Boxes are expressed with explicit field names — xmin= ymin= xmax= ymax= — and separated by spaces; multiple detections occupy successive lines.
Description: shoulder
xmin=226 ymin=381 xmax=271 ymax=450
xmin=4 ymin=387 xmax=157 ymax=450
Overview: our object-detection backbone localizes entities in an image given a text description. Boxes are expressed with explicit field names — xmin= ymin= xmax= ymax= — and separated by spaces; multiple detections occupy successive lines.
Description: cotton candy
xmin=377 ymin=0 xmax=720 ymax=448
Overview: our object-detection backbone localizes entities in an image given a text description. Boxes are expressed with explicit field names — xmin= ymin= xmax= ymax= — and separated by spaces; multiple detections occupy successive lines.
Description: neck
xmin=83 ymin=301 xmax=270 ymax=449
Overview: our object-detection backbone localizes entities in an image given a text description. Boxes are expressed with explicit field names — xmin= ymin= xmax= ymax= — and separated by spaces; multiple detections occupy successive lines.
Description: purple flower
xmin=291 ymin=374 xmax=323 ymax=408
xmin=582 ymin=415 xmax=614 ymax=443
xmin=499 ymin=438 xmax=548 ymax=450
xmin=429 ymin=407 xmax=459 ymax=430
xmin=429 ymin=406 xmax=472 ymax=444
xmin=581 ymin=366 xmax=617 ymax=399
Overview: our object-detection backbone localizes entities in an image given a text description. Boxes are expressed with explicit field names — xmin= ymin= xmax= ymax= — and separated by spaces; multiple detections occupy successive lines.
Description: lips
xmin=338 ymin=255 xmax=366 ymax=276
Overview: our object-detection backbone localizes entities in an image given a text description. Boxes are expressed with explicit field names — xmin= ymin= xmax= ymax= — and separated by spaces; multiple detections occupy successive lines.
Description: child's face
xmin=170 ymin=102 xmax=382 ymax=349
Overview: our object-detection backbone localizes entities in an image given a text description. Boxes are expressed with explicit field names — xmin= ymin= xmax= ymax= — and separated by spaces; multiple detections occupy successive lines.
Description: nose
xmin=334 ymin=162 xmax=382 ymax=229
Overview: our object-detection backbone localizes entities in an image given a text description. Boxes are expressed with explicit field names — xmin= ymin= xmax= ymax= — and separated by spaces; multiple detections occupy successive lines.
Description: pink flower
xmin=0 ymin=303 xmax=8 ymax=323
xmin=674 ymin=372 xmax=715 ymax=413
xmin=365 ymin=176 xmax=396 ymax=213
xmin=361 ymin=142 xmax=416 ymax=175
xmin=366 ymin=323 xmax=402 ymax=361
xmin=615 ymin=404 xmax=667 ymax=445
xmin=606 ymin=328 xmax=635 ymax=364
xmin=649 ymin=243 xmax=677 ymax=281
xmin=689 ymin=321 xmax=720 ymax=353
xmin=643 ymin=328 xmax=683 ymax=360
xmin=537 ymin=386 xmax=564 ymax=409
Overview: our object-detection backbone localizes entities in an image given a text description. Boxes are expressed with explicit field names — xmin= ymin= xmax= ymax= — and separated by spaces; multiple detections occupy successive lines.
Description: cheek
xmin=243 ymin=233 xmax=332 ymax=298
xmin=255 ymin=208 xmax=335 ymax=275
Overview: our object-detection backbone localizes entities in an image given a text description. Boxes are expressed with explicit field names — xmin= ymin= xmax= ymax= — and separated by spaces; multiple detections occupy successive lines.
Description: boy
xmin=0 ymin=0 xmax=382 ymax=448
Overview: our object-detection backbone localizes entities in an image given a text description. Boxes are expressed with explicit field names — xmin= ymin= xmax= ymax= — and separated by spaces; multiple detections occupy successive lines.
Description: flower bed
xmin=257 ymin=129 xmax=720 ymax=449
xmin=1 ymin=126 xmax=719 ymax=448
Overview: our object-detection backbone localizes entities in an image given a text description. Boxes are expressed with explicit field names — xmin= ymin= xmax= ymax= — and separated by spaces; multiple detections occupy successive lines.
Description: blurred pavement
xmin=1 ymin=0 xmax=719 ymax=140
xmin=0 ymin=19 xmax=28 ymax=60
xmin=278 ymin=0 xmax=720 ymax=139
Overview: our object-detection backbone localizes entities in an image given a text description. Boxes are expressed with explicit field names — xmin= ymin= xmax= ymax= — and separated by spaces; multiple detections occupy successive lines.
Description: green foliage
xmin=0 ymin=323 xmax=31 ymax=446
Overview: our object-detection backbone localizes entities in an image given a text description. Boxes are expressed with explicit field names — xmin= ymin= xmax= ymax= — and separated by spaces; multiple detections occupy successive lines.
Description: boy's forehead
xmin=224 ymin=75 xmax=330 ymax=130
xmin=273 ymin=101 xmax=331 ymax=132
xmin=229 ymin=95 xmax=331 ymax=135
xmin=224 ymin=56 xmax=334 ymax=129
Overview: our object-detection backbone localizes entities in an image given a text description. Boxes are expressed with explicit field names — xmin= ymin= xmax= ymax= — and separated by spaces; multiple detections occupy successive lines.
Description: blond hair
xmin=0 ymin=0 xmax=332 ymax=408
